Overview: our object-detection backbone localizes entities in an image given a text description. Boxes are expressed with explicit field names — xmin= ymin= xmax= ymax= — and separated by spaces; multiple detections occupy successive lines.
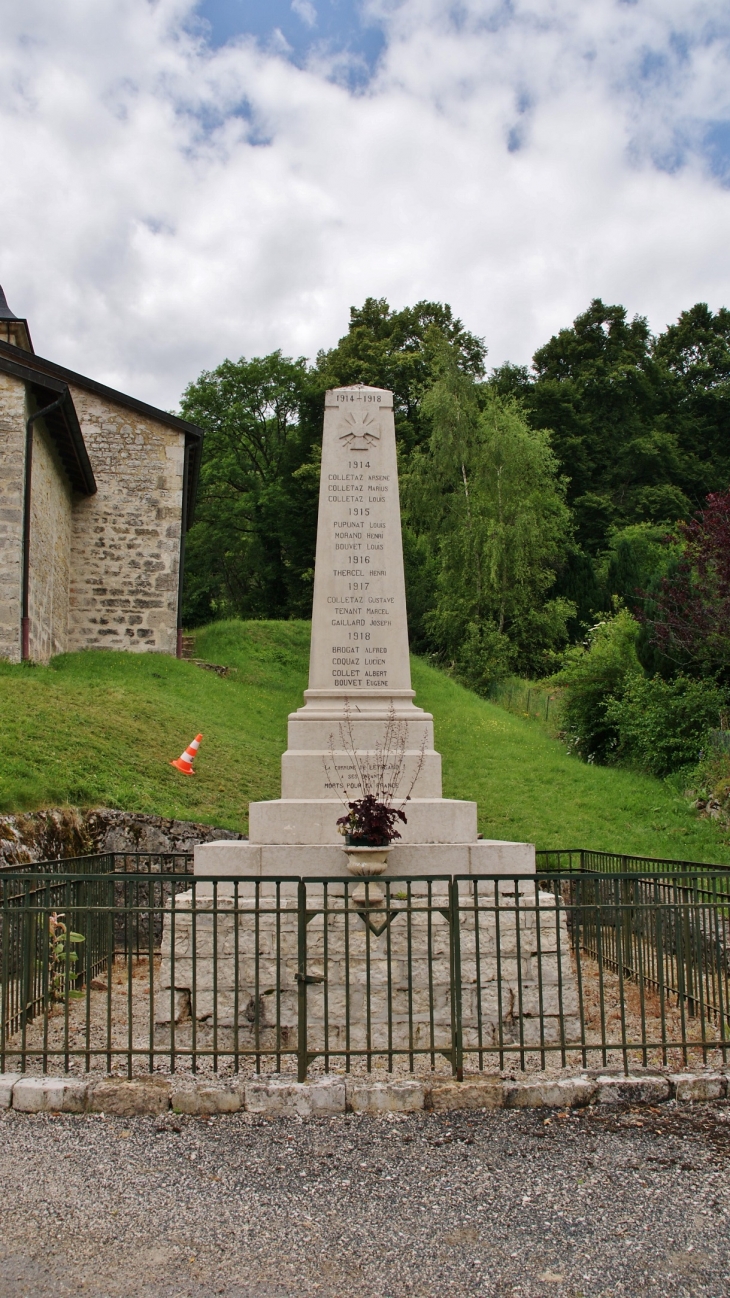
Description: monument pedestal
xmin=195 ymin=837 xmax=535 ymax=878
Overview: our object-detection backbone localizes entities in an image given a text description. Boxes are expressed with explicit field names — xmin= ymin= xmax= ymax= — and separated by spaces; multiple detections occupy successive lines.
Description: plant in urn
xmin=325 ymin=702 xmax=427 ymax=877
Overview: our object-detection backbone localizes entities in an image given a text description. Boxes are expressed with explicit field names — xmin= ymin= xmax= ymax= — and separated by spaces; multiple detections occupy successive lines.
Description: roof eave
xmin=0 ymin=353 xmax=97 ymax=495
xmin=0 ymin=338 xmax=204 ymax=443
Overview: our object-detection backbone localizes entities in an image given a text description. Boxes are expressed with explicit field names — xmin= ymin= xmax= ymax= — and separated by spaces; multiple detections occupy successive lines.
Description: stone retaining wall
xmin=0 ymin=807 xmax=243 ymax=867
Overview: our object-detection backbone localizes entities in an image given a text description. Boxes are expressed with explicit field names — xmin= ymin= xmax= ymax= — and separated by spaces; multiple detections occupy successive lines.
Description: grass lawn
xmin=1 ymin=618 xmax=728 ymax=863
xmin=411 ymin=659 xmax=730 ymax=863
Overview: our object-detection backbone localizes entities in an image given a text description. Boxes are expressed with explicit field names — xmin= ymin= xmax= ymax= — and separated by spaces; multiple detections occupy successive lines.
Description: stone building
xmin=0 ymin=287 xmax=202 ymax=663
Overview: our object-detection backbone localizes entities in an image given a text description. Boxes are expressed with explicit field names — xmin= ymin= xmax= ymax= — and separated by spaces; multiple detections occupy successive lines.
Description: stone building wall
xmin=0 ymin=372 xmax=26 ymax=662
xmin=67 ymin=386 xmax=185 ymax=654
xmin=28 ymin=421 xmax=73 ymax=661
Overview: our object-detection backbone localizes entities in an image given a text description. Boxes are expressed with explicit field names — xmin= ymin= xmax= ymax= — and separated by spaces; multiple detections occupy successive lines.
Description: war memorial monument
xmin=157 ymin=388 xmax=578 ymax=1059
xmin=196 ymin=384 xmax=534 ymax=878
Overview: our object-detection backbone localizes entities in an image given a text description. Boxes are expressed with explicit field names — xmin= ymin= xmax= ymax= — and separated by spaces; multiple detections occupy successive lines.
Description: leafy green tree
xmin=653 ymin=303 xmax=730 ymax=500
xmin=405 ymin=353 xmax=574 ymax=686
xmin=644 ymin=487 xmax=730 ymax=684
xmin=527 ymin=299 xmax=690 ymax=555
xmin=180 ymin=352 xmax=319 ymax=624
xmin=314 ymin=297 xmax=487 ymax=453
xmin=595 ymin=522 xmax=680 ymax=610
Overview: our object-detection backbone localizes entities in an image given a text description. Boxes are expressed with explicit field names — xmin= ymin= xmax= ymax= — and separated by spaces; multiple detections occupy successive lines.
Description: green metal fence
xmin=536 ymin=848 xmax=730 ymax=875
xmin=1 ymin=855 xmax=729 ymax=1079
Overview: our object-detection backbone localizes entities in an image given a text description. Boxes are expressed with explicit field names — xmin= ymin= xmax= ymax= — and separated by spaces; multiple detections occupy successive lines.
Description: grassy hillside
xmin=0 ymin=621 xmax=309 ymax=833
xmin=1 ymin=619 xmax=728 ymax=862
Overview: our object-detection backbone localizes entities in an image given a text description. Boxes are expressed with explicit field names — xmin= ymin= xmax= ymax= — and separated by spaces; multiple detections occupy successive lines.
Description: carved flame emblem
xmin=339 ymin=409 xmax=380 ymax=451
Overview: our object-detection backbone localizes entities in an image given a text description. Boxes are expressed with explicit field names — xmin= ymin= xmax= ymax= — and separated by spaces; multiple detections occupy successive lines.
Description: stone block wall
xmin=0 ymin=373 xmax=26 ymax=662
xmin=157 ymin=881 xmax=580 ymax=1058
xmin=68 ymin=386 xmax=185 ymax=654
xmin=28 ymin=421 xmax=73 ymax=661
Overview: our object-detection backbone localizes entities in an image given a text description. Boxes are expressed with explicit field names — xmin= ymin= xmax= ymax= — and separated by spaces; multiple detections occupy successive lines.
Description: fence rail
xmin=2 ymin=857 xmax=728 ymax=1079
xmin=536 ymin=848 xmax=730 ymax=876
xmin=0 ymin=851 xmax=194 ymax=877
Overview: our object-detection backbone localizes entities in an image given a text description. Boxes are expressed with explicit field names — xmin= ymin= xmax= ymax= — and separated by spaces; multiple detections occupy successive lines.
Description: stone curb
xmin=0 ymin=1070 xmax=727 ymax=1116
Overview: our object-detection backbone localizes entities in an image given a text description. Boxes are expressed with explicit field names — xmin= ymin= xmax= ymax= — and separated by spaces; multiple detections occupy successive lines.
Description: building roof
xmin=0 ymin=286 xmax=34 ymax=351
xmin=0 ymin=339 xmax=203 ymax=524
xmin=0 ymin=352 xmax=96 ymax=495
xmin=0 ymin=285 xmax=18 ymax=320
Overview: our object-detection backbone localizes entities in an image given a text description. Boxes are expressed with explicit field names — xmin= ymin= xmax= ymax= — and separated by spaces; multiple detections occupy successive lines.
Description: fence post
xmin=20 ymin=881 xmax=36 ymax=1036
xmin=448 ymin=879 xmax=464 ymax=1081
xmin=297 ymin=880 xmax=309 ymax=1083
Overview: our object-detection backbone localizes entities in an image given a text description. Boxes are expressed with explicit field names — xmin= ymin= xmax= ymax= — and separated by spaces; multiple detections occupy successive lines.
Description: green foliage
xmin=47 ymin=913 xmax=85 ymax=1002
xmin=314 ymin=297 xmax=486 ymax=454
xmin=404 ymin=354 xmax=574 ymax=688
xmin=693 ymin=747 xmax=730 ymax=825
xmin=653 ymin=303 xmax=730 ymax=500
xmin=595 ymin=522 xmax=680 ymax=611
xmin=526 ymin=299 xmax=692 ymax=555
xmin=552 ymin=608 xmax=642 ymax=762
xmin=450 ymin=620 xmax=515 ymax=694
xmin=606 ymin=674 xmax=728 ymax=777
xmin=180 ymin=352 xmax=319 ymax=624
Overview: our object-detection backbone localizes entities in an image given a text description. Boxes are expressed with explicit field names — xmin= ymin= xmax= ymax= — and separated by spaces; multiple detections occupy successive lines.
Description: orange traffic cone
xmin=171 ymin=733 xmax=202 ymax=775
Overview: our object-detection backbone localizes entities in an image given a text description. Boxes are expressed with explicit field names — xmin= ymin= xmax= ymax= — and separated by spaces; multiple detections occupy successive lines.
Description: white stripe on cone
xmin=171 ymin=733 xmax=203 ymax=774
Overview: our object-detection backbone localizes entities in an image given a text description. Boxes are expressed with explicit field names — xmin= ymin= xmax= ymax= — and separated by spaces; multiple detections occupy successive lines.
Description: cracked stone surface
xmin=0 ymin=1101 xmax=728 ymax=1296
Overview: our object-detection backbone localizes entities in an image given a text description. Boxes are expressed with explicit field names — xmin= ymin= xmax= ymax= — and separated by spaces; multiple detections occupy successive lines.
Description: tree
xmin=552 ymin=608 xmax=642 ymax=763
xmin=180 ymin=352 xmax=319 ymax=624
xmin=179 ymin=300 xmax=486 ymax=628
xmin=595 ymin=522 xmax=680 ymax=612
xmin=314 ymin=297 xmax=487 ymax=454
xmin=645 ymin=488 xmax=730 ymax=683
xmin=404 ymin=352 xmax=574 ymax=685
xmin=526 ymin=299 xmax=690 ymax=556
xmin=606 ymin=674 xmax=727 ymax=776
xmin=652 ymin=303 xmax=730 ymax=502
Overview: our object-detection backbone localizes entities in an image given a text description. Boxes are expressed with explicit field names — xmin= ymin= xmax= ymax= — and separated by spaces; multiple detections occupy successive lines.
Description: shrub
xmin=606 ymin=675 xmax=728 ymax=777
xmin=552 ymin=608 xmax=641 ymax=762
xmin=453 ymin=620 xmax=515 ymax=695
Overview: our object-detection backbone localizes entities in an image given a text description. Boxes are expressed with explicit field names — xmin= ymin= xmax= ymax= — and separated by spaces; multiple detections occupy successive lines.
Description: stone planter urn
xmin=342 ymin=843 xmax=392 ymax=877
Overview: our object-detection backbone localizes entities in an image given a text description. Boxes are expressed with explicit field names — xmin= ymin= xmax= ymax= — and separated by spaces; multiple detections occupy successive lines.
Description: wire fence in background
xmin=488 ymin=678 xmax=560 ymax=725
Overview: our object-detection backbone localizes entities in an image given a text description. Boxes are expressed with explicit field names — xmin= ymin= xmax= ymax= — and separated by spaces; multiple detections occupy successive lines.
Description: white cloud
xmin=1 ymin=0 xmax=729 ymax=410
xmin=291 ymin=0 xmax=317 ymax=30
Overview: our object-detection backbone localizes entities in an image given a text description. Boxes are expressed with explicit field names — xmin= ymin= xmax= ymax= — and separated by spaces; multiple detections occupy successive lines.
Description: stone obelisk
xmin=195 ymin=386 xmax=534 ymax=877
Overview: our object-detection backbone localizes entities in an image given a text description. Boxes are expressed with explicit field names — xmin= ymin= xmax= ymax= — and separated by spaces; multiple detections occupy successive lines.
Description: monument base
xmin=249 ymin=796 xmax=479 ymax=845
xmin=194 ymin=838 xmax=535 ymax=877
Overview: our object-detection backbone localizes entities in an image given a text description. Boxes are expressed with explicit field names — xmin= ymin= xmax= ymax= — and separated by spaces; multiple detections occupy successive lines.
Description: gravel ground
xmin=0 ymin=1102 xmax=729 ymax=1297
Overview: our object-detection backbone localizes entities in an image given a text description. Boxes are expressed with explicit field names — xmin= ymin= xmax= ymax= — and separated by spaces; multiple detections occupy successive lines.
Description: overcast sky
xmin=2 ymin=1 xmax=730 ymax=410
